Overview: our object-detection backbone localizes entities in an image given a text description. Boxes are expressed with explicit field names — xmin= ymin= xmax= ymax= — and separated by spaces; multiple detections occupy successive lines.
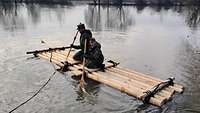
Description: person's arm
xmin=70 ymin=44 xmax=81 ymax=49
xmin=80 ymin=33 xmax=91 ymax=49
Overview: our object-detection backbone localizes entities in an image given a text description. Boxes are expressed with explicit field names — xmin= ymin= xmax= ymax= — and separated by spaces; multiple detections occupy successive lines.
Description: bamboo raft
xmin=27 ymin=47 xmax=184 ymax=106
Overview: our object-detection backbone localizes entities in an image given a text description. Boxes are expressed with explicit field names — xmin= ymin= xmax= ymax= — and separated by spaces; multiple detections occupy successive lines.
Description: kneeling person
xmin=72 ymin=23 xmax=92 ymax=61
xmin=84 ymin=38 xmax=104 ymax=69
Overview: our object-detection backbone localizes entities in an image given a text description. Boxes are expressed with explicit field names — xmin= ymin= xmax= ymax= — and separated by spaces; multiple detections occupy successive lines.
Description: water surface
xmin=0 ymin=3 xmax=200 ymax=113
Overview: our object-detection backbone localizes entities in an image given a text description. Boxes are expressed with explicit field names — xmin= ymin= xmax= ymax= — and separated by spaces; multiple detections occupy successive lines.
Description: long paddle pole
xmin=66 ymin=30 xmax=79 ymax=61
xmin=60 ymin=31 xmax=79 ymax=71
xmin=80 ymin=39 xmax=87 ymax=90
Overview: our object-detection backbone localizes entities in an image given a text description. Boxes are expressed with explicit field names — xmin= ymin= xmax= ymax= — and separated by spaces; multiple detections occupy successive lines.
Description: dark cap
xmin=77 ymin=23 xmax=85 ymax=30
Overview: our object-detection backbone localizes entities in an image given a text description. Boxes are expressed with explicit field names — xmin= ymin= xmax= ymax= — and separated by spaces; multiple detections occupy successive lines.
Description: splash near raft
xmin=27 ymin=47 xmax=184 ymax=106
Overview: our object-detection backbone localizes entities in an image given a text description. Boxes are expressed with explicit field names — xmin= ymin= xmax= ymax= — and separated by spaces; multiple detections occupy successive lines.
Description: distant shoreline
xmin=0 ymin=0 xmax=200 ymax=6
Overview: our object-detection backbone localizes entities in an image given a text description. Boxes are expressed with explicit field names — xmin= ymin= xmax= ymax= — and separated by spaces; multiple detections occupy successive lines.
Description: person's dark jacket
xmin=84 ymin=39 xmax=104 ymax=68
xmin=72 ymin=29 xmax=92 ymax=51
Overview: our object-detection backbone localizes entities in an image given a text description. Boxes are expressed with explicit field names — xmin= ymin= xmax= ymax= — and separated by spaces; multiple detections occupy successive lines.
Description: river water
xmin=0 ymin=3 xmax=200 ymax=113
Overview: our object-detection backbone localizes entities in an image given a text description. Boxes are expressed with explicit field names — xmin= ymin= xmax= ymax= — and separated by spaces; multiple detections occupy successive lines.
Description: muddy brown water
xmin=0 ymin=3 xmax=200 ymax=113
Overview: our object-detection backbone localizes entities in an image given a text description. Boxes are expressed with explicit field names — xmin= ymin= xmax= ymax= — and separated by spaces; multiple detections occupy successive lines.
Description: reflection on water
xmin=84 ymin=5 xmax=200 ymax=32
xmin=0 ymin=3 xmax=74 ymax=33
xmin=1 ymin=4 xmax=200 ymax=32
xmin=71 ymin=75 xmax=100 ymax=105
xmin=85 ymin=5 xmax=135 ymax=31
xmin=0 ymin=3 xmax=200 ymax=113
xmin=26 ymin=4 xmax=41 ymax=25
xmin=176 ymin=39 xmax=200 ymax=112
xmin=185 ymin=6 xmax=200 ymax=30
xmin=0 ymin=3 xmax=25 ymax=31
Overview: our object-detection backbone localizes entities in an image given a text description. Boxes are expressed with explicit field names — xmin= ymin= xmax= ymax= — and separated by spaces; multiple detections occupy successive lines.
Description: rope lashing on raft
xmin=142 ymin=77 xmax=175 ymax=104
xmin=59 ymin=61 xmax=73 ymax=72
xmin=9 ymin=52 xmax=57 ymax=113
xmin=107 ymin=60 xmax=120 ymax=67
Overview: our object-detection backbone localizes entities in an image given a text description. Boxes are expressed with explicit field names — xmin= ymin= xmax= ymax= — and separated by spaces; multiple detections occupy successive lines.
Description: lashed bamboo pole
xmin=50 ymin=51 xmax=177 ymax=93
xmin=41 ymin=52 xmax=115 ymax=73
xmin=105 ymin=69 xmax=175 ymax=99
xmin=39 ymin=53 xmax=165 ymax=102
xmin=58 ymin=50 xmax=76 ymax=56
xmin=82 ymin=64 xmax=171 ymax=100
xmin=35 ymin=50 xmax=183 ymax=106
xmin=72 ymin=65 xmax=167 ymax=106
xmin=55 ymin=50 xmax=75 ymax=58
xmin=74 ymin=64 xmax=168 ymax=101
xmin=38 ymin=53 xmax=63 ymax=67
xmin=106 ymin=70 xmax=154 ymax=89
xmin=49 ymin=51 xmax=182 ymax=94
xmin=107 ymin=68 xmax=175 ymax=94
xmin=45 ymin=51 xmax=115 ymax=71
xmin=113 ymin=67 xmax=184 ymax=93
xmin=45 ymin=53 xmax=152 ymax=91
xmin=43 ymin=52 xmax=78 ymax=64
xmin=117 ymin=66 xmax=184 ymax=89
xmin=29 ymin=48 xmax=183 ymax=92
xmin=38 ymin=53 xmax=79 ymax=73
xmin=53 ymin=51 xmax=78 ymax=63
xmin=42 ymin=51 xmax=175 ymax=99
xmin=38 ymin=53 xmax=169 ymax=106
xmin=109 ymin=67 xmax=156 ymax=85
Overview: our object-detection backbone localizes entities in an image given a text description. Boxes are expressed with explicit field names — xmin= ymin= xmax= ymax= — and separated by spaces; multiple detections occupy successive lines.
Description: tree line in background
xmin=0 ymin=3 xmax=199 ymax=32
xmin=93 ymin=0 xmax=200 ymax=6
xmin=0 ymin=0 xmax=200 ymax=6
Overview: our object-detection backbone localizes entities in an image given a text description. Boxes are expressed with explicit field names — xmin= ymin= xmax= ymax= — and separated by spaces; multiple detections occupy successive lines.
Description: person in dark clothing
xmin=71 ymin=23 xmax=92 ymax=61
xmin=71 ymin=23 xmax=104 ymax=69
xmin=84 ymin=38 xmax=104 ymax=69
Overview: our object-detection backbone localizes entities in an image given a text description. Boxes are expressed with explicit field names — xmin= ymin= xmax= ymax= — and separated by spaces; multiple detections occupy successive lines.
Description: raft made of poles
xmin=27 ymin=47 xmax=184 ymax=106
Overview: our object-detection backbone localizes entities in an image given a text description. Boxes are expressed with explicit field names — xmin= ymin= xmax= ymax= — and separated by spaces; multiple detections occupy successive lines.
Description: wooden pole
xmin=43 ymin=52 xmax=78 ymax=65
xmin=65 ymin=31 xmax=79 ymax=61
xmin=26 ymin=46 xmax=71 ymax=54
xmin=80 ymin=39 xmax=87 ymax=89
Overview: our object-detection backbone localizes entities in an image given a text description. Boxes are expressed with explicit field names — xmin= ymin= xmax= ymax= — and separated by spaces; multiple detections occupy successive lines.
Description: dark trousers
xmin=73 ymin=50 xmax=104 ymax=69
xmin=85 ymin=60 xmax=103 ymax=69
xmin=73 ymin=50 xmax=84 ymax=61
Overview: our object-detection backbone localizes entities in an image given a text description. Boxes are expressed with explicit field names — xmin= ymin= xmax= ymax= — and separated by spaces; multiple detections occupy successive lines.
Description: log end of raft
xmin=172 ymin=85 xmax=184 ymax=94
xmin=145 ymin=96 xmax=166 ymax=107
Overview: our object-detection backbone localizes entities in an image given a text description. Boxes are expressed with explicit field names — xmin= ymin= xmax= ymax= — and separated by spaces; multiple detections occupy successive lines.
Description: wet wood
xmin=73 ymin=64 xmax=167 ymax=106
xmin=105 ymin=69 xmax=175 ymax=99
xmin=28 ymin=49 xmax=184 ymax=107
xmin=113 ymin=67 xmax=184 ymax=93
xmin=108 ymin=68 xmax=177 ymax=93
